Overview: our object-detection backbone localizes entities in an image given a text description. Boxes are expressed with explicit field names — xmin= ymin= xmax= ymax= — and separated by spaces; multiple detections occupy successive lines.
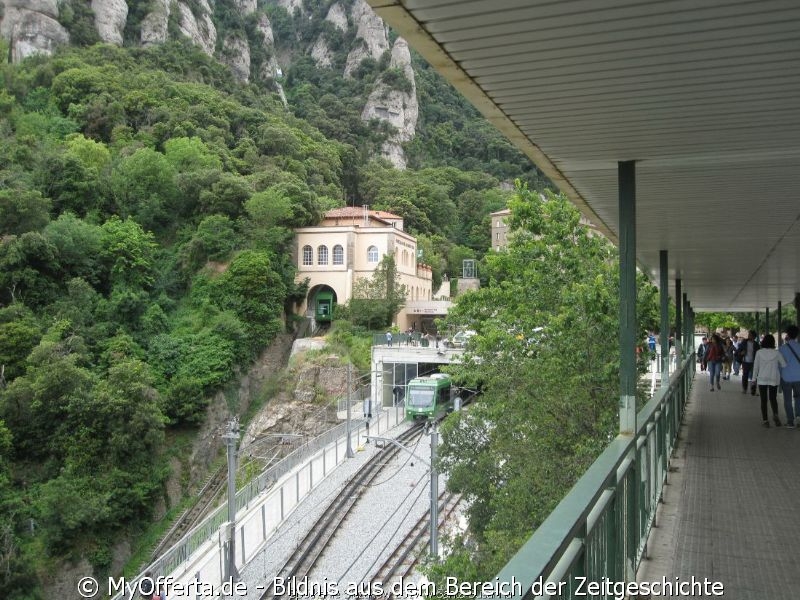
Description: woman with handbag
xmin=705 ymin=333 xmax=725 ymax=391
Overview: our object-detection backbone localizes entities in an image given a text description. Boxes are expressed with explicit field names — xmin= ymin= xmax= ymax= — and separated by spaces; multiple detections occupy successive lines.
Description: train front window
xmin=408 ymin=387 xmax=435 ymax=408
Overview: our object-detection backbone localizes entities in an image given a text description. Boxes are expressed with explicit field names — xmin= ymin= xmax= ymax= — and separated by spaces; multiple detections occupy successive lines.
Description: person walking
xmin=385 ymin=331 xmax=393 ymax=347
xmin=731 ymin=334 xmax=742 ymax=376
xmin=705 ymin=333 xmax=725 ymax=391
xmin=722 ymin=337 xmax=734 ymax=380
xmin=737 ymin=330 xmax=760 ymax=395
xmin=778 ymin=325 xmax=800 ymax=429
xmin=698 ymin=336 xmax=709 ymax=372
xmin=752 ymin=334 xmax=786 ymax=427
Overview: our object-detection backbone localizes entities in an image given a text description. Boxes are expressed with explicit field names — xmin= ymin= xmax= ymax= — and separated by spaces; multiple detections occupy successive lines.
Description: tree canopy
xmin=429 ymin=185 xmax=660 ymax=582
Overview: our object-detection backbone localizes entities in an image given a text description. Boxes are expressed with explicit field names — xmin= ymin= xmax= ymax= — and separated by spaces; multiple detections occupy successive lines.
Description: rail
xmin=490 ymin=353 xmax=695 ymax=599
xmin=372 ymin=332 xmax=430 ymax=347
xmin=109 ymin=413 xmax=386 ymax=599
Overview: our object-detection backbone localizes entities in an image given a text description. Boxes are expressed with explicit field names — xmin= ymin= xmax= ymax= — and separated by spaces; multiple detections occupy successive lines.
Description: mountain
xmin=0 ymin=0 xmax=420 ymax=168
xmin=0 ymin=0 xmax=546 ymax=183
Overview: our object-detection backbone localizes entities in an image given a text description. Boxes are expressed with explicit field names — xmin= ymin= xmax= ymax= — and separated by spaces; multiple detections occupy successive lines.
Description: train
xmin=405 ymin=373 xmax=455 ymax=420
xmin=315 ymin=290 xmax=335 ymax=323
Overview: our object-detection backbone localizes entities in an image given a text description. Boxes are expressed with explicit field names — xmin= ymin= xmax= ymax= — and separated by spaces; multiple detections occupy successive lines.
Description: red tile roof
xmin=324 ymin=207 xmax=402 ymax=220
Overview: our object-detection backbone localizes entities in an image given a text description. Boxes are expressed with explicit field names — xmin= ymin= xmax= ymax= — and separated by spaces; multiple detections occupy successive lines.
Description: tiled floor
xmin=638 ymin=373 xmax=800 ymax=599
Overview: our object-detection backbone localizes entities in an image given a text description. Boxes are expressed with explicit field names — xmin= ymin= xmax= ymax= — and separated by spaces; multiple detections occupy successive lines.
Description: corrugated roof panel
xmin=368 ymin=0 xmax=800 ymax=310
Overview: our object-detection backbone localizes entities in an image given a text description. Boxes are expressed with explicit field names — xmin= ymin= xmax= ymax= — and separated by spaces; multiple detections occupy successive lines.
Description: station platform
xmin=638 ymin=372 xmax=800 ymax=599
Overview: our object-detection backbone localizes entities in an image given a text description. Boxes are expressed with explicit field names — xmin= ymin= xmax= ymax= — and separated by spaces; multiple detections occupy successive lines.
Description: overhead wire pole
xmin=346 ymin=363 xmax=355 ymax=458
xmin=429 ymin=425 xmax=439 ymax=558
xmin=222 ymin=418 xmax=240 ymax=584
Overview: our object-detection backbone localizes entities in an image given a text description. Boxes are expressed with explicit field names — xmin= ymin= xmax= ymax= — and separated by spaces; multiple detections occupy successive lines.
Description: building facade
xmin=294 ymin=207 xmax=449 ymax=330
xmin=490 ymin=208 xmax=512 ymax=251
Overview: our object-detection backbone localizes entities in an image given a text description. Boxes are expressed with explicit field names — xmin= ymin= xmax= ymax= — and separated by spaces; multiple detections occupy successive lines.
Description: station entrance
xmin=370 ymin=344 xmax=465 ymax=408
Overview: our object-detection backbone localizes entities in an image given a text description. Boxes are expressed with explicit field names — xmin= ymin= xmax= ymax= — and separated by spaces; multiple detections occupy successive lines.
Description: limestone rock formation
xmin=142 ymin=0 xmax=217 ymax=55
xmin=176 ymin=0 xmax=217 ymax=56
xmin=361 ymin=38 xmax=419 ymax=169
xmin=276 ymin=0 xmax=304 ymax=15
xmin=311 ymin=2 xmax=348 ymax=69
xmin=344 ymin=0 xmax=390 ymax=78
xmin=0 ymin=0 xmax=69 ymax=62
xmin=222 ymin=34 xmax=251 ymax=82
xmin=140 ymin=0 xmax=170 ymax=46
xmin=92 ymin=0 xmax=127 ymax=45
xmin=256 ymin=13 xmax=274 ymax=47
xmin=233 ymin=0 xmax=258 ymax=16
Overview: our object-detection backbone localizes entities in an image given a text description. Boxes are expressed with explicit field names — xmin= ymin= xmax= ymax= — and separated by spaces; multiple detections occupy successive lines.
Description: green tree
xmin=100 ymin=216 xmax=157 ymax=290
xmin=0 ymin=304 xmax=42 ymax=383
xmin=179 ymin=214 xmax=237 ymax=272
xmin=164 ymin=136 xmax=222 ymax=172
xmin=430 ymin=185 xmax=659 ymax=583
xmin=43 ymin=213 xmax=103 ymax=286
xmin=346 ymin=255 xmax=408 ymax=329
xmin=110 ymin=148 xmax=178 ymax=230
xmin=0 ymin=189 xmax=51 ymax=235
xmin=211 ymin=250 xmax=287 ymax=354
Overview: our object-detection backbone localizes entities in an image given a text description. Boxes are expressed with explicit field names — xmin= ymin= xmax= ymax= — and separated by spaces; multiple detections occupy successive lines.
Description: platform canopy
xmin=366 ymin=0 xmax=800 ymax=313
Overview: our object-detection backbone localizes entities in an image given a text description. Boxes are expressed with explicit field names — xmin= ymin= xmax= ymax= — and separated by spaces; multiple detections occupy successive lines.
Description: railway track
xmin=369 ymin=491 xmax=461 ymax=589
xmin=151 ymin=439 xmax=290 ymax=562
xmin=256 ymin=422 xmax=427 ymax=600
xmin=150 ymin=465 xmax=228 ymax=561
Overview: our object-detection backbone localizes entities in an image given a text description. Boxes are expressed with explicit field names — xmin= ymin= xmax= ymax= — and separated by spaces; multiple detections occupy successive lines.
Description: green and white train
xmin=405 ymin=373 xmax=455 ymax=420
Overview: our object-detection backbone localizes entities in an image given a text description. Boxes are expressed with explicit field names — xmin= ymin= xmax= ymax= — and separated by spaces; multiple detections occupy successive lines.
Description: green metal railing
xmin=491 ymin=354 xmax=695 ymax=599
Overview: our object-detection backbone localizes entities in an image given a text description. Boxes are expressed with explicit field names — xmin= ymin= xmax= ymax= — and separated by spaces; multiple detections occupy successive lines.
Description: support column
xmin=795 ymin=293 xmax=800 ymax=327
xmin=675 ymin=278 xmax=682 ymax=362
xmin=618 ymin=161 xmax=637 ymax=435
xmin=778 ymin=301 xmax=783 ymax=345
xmin=755 ymin=312 xmax=761 ymax=337
xmin=766 ymin=308 xmax=770 ymax=337
xmin=683 ymin=293 xmax=690 ymax=357
xmin=659 ymin=251 xmax=670 ymax=384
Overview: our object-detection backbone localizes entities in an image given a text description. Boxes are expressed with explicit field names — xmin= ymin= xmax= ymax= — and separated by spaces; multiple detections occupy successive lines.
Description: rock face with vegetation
xmin=344 ymin=0 xmax=390 ymax=78
xmin=91 ymin=0 xmax=127 ymax=45
xmin=0 ymin=0 xmax=424 ymax=167
xmin=0 ymin=0 xmax=69 ymax=61
xmin=174 ymin=0 xmax=216 ymax=56
xmin=362 ymin=37 xmax=418 ymax=168
xmin=140 ymin=0 xmax=170 ymax=46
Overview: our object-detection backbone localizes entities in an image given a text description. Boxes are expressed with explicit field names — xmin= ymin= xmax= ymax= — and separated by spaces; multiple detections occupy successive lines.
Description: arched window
xmin=318 ymin=245 xmax=328 ymax=265
xmin=302 ymin=245 xmax=313 ymax=266
xmin=333 ymin=245 xmax=344 ymax=265
xmin=367 ymin=246 xmax=379 ymax=263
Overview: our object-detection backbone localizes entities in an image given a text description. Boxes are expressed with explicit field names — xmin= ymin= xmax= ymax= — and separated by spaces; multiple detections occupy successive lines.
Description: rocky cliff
xmin=91 ymin=0 xmax=126 ymax=45
xmin=0 ymin=0 xmax=69 ymax=62
xmin=344 ymin=0 xmax=390 ymax=78
xmin=361 ymin=38 xmax=419 ymax=169
xmin=0 ymin=0 xmax=419 ymax=168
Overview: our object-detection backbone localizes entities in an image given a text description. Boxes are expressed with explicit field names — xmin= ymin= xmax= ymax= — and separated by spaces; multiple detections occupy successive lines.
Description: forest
xmin=0 ymin=19 xmax=535 ymax=594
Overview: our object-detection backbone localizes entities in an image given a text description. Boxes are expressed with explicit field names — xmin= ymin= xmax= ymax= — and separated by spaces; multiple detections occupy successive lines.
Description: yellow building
xmin=490 ymin=207 xmax=512 ymax=251
xmin=293 ymin=207 xmax=449 ymax=330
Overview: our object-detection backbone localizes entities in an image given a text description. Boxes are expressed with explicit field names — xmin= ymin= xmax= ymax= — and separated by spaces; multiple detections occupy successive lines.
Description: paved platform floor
xmin=638 ymin=372 xmax=800 ymax=599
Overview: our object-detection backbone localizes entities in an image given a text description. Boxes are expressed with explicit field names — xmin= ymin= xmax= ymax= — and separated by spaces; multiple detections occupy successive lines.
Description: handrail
xmin=491 ymin=354 xmax=695 ymax=599
xmin=111 ymin=416 xmax=368 ymax=598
